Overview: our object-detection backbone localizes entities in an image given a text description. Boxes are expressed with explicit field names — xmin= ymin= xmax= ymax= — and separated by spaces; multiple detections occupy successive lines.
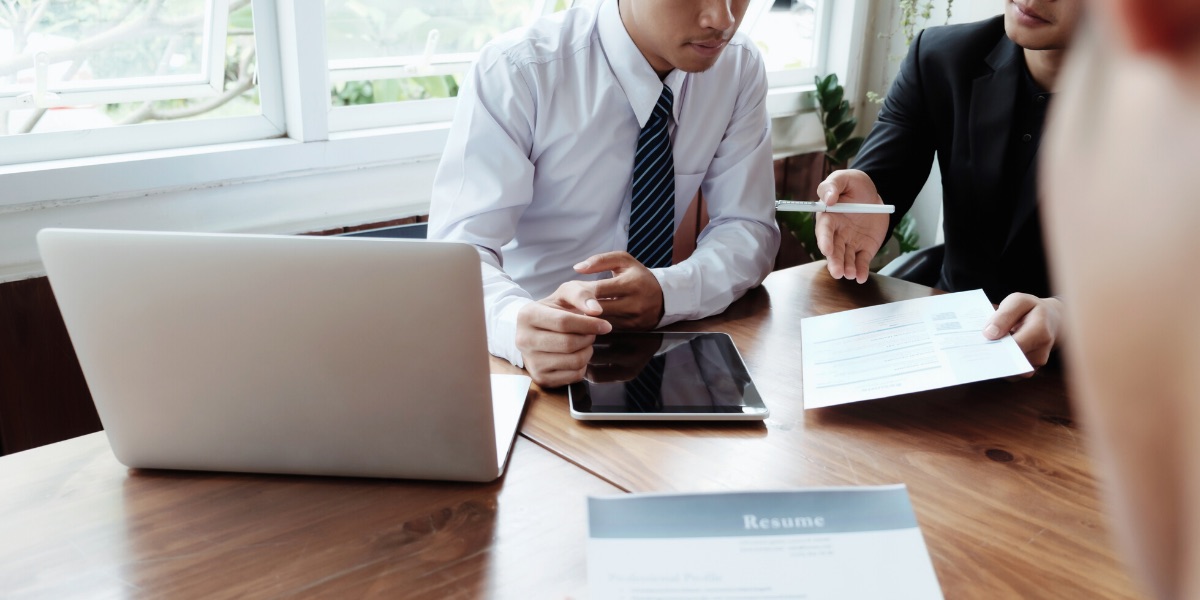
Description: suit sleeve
xmin=851 ymin=29 xmax=938 ymax=234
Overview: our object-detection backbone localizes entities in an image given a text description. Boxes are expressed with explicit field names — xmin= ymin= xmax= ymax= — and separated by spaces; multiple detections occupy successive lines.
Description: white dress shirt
xmin=428 ymin=0 xmax=780 ymax=367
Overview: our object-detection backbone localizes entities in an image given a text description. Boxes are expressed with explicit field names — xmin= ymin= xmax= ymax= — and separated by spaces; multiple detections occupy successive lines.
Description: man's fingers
xmin=524 ymin=347 xmax=594 ymax=388
xmin=1011 ymin=318 xmax=1054 ymax=365
xmin=843 ymin=242 xmax=857 ymax=281
xmin=544 ymin=309 xmax=612 ymax=335
xmin=817 ymin=171 xmax=850 ymax=206
xmin=823 ymin=220 xmax=847 ymax=279
xmin=591 ymin=276 xmax=629 ymax=300
xmin=575 ymin=251 xmax=637 ymax=275
xmin=530 ymin=366 xmax=589 ymax=388
xmin=549 ymin=282 xmax=605 ymax=316
xmin=528 ymin=301 xmax=611 ymax=335
xmin=984 ymin=293 xmax=1037 ymax=340
xmin=854 ymin=249 xmax=872 ymax=284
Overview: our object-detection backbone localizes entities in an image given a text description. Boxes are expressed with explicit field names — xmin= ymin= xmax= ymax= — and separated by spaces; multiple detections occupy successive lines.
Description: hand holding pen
xmin=775 ymin=200 xmax=895 ymax=214
xmin=807 ymin=169 xmax=893 ymax=283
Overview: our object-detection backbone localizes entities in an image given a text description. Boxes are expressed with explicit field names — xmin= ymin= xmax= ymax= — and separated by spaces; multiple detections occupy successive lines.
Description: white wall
xmin=857 ymin=0 xmax=1004 ymax=249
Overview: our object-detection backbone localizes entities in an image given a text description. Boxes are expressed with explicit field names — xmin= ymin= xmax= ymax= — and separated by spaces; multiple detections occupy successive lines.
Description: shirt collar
xmin=597 ymin=0 xmax=687 ymax=128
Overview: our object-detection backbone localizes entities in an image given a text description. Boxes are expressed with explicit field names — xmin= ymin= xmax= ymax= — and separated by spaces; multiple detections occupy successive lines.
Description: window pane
xmin=747 ymin=0 xmax=819 ymax=72
xmin=326 ymin=0 xmax=541 ymax=60
xmin=0 ymin=0 xmax=259 ymax=136
xmin=327 ymin=0 xmax=554 ymax=107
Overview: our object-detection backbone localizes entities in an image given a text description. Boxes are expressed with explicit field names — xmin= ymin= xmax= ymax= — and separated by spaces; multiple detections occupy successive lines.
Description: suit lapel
xmin=968 ymin=38 xmax=1023 ymax=216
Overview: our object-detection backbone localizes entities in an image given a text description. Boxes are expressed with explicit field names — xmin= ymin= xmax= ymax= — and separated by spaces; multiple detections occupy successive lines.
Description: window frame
xmin=0 ymin=0 xmax=233 ymax=111
xmin=323 ymin=2 xmax=562 ymax=133
xmin=743 ymin=0 xmax=832 ymax=90
xmin=0 ymin=0 xmax=871 ymax=282
xmin=0 ymin=0 xmax=284 ymax=166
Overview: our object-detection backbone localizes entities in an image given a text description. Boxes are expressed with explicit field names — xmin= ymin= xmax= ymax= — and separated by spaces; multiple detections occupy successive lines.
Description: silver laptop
xmin=37 ymin=228 xmax=530 ymax=482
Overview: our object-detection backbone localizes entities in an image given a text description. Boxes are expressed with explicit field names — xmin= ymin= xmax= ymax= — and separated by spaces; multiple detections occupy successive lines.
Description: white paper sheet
xmin=588 ymin=486 xmax=943 ymax=600
xmin=801 ymin=289 xmax=1033 ymax=409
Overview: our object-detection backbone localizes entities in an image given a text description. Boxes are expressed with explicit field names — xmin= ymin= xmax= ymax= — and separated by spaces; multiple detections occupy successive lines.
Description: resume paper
xmin=800 ymin=289 xmax=1033 ymax=409
xmin=587 ymin=485 xmax=942 ymax=600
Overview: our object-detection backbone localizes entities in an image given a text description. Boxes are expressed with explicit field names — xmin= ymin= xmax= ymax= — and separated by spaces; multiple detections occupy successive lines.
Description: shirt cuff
xmin=488 ymin=296 xmax=533 ymax=368
xmin=652 ymin=266 xmax=698 ymax=328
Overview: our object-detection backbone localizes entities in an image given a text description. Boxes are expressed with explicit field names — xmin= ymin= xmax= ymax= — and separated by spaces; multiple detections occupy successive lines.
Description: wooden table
xmin=520 ymin=262 xmax=1143 ymax=599
xmin=0 ymin=434 xmax=618 ymax=599
xmin=2 ymin=262 xmax=1143 ymax=599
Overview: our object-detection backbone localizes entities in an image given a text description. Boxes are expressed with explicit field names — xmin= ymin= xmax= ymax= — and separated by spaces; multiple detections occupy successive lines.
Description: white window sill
xmin=0 ymin=122 xmax=451 ymax=212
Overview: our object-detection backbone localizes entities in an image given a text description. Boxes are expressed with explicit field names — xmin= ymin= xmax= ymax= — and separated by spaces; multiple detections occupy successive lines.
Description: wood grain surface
xmin=0 ymin=433 xmax=617 ymax=599
xmin=519 ymin=262 xmax=1144 ymax=600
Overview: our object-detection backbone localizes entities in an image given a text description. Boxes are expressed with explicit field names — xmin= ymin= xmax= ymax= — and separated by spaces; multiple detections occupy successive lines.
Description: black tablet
xmin=567 ymin=331 xmax=768 ymax=421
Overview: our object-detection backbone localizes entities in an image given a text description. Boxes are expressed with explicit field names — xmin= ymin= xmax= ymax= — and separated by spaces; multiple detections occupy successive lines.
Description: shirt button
xmin=1036 ymin=95 xmax=1047 ymax=104
xmin=1022 ymin=133 xmax=1033 ymax=143
xmin=624 ymin=221 xmax=630 ymax=232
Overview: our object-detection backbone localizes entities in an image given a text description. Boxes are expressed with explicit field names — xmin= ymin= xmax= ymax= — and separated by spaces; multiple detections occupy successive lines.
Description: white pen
xmin=775 ymin=200 xmax=895 ymax=214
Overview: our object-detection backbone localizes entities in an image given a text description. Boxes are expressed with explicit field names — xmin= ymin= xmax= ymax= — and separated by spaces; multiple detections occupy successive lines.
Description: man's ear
xmin=1113 ymin=0 xmax=1200 ymax=57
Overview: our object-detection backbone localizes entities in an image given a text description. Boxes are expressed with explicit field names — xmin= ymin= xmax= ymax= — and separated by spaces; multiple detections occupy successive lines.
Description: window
xmin=0 ymin=0 xmax=834 ymax=161
xmin=324 ymin=0 xmax=564 ymax=132
xmin=324 ymin=0 xmax=827 ymax=132
xmin=1 ymin=0 xmax=865 ymax=285
xmin=745 ymin=0 xmax=829 ymax=88
xmin=0 ymin=0 xmax=283 ymax=165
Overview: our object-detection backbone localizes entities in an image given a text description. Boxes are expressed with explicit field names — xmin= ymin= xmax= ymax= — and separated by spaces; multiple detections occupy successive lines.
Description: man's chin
xmin=672 ymin=56 xmax=721 ymax=74
xmin=1006 ymin=24 xmax=1070 ymax=51
xmin=1003 ymin=29 xmax=1070 ymax=51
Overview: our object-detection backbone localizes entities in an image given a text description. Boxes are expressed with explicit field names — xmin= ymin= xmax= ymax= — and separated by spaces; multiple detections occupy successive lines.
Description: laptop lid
xmin=38 ymin=228 xmax=520 ymax=482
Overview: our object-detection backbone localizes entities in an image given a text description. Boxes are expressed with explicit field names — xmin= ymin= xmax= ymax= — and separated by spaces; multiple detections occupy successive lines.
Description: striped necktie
xmin=628 ymin=85 xmax=675 ymax=269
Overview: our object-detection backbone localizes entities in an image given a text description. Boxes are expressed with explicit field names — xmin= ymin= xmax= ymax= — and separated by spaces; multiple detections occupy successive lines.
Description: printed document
xmin=801 ymin=289 xmax=1033 ymax=409
xmin=588 ymin=485 xmax=942 ymax=600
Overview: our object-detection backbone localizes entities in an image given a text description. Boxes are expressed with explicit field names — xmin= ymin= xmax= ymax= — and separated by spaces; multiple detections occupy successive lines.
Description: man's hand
xmin=516 ymin=282 xmax=613 ymax=388
xmin=815 ymin=169 xmax=891 ymax=283
xmin=984 ymin=293 xmax=1064 ymax=372
xmin=574 ymin=251 xmax=665 ymax=330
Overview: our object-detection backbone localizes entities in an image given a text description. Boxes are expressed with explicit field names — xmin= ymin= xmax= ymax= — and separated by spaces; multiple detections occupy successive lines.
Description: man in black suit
xmin=814 ymin=0 xmax=1082 ymax=370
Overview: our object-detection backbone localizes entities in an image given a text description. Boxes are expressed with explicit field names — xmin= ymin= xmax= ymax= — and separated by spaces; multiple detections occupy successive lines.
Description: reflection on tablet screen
xmin=570 ymin=332 xmax=767 ymax=418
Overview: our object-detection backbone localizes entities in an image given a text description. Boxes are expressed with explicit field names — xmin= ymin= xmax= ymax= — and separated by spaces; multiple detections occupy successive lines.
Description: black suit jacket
xmin=852 ymin=16 xmax=1050 ymax=303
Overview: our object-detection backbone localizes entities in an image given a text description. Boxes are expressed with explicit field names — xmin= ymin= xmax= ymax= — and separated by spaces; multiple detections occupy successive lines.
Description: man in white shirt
xmin=429 ymin=0 xmax=779 ymax=387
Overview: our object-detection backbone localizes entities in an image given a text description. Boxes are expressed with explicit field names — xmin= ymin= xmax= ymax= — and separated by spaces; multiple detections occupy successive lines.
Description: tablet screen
xmin=568 ymin=332 xmax=768 ymax=420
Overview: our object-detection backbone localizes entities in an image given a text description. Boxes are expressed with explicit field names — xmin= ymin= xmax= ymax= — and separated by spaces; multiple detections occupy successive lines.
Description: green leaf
xmin=820 ymin=85 xmax=843 ymax=113
xmin=824 ymin=130 xmax=838 ymax=152
xmin=825 ymin=102 xmax=848 ymax=129
xmin=832 ymin=118 xmax=857 ymax=144
xmin=894 ymin=213 xmax=922 ymax=254
xmin=815 ymin=74 xmax=834 ymax=96
xmin=825 ymin=73 xmax=839 ymax=91
xmin=833 ymin=137 xmax=866 ymax=165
